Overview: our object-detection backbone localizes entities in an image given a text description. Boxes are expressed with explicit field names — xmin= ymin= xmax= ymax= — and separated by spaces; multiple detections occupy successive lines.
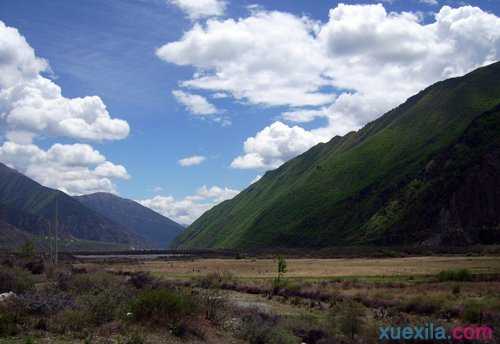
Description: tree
xmin=19 ymin=240 xmax=35 ymax=258
xmin=272 ymin=256 xmax=287 ymax=292
xmin=331 ymin=300 xmax=365 ymax=340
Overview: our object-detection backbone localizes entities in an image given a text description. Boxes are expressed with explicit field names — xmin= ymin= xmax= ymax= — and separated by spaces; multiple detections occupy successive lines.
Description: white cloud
xmin=0 ymin=21 xmax=130 ymax=142
xmin=178 ymin=155 xmax=206 ymax=166
xmin=159 ymin=4 xmax=500 ymax=170
xmin=230 ymin=121 xmax=321 ymax=170
xmin=420 ymin=0 xmax=438 ymax=5
xmin=0 ymin=141 xmax=129 ymax=195
xmin=172 ymin=90 xmax=217 ymax=115
xmin=0 ymin=21 xmax=132 ymax=195
xmin=168 ymin=0 xmax=226 ymax=20
xmin=138 ymin=185 xmax=239 ymax=224
xmin=153 ymin=186 xmax=164 ymax=193
xmin=250 ymin=174 xmax=262 ymax=184
xmin=157 ymin=11 xmax=334 ymax=107
xmin=172 ymin=89 xmax=231 ymax=125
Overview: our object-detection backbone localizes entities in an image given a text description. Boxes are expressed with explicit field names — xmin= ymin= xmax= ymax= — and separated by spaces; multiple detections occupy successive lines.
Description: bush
xmin=125 ymin=332 xmax=145 ymax=344
xmin=129 ymin=289 xmax=198 ymax=329
xmin=0 ymin=267 xmax=35 ymax=294
xmin=77 ymin=288 xmax=130 ymax=326
xmin=463 ymin=300 xmax=484 ymax=324
xmin=18 ymin=241 xmax=35 ymax=258
xmin=201 ymin=290 xmax=227 ymax=324
xmin=129 ymin=272 xmax=157 ymax=289
xmin=65 ymin=270 xmax=123 ymax=294
xmin=401 ymin=295 xmax=446 ymax=315
xmin=0 ymin=311 xmax=18 ymax=337
xmin=330 ymin=300 xmax=365 ymax=340
xmin=239 ymin=312 xmax=298 ymax=344
xmin=196 ymin=271 xmax=235 ymax=289
xmin=23 ymin=259 xmax=44 ymax=275
xmin=437 ymin=269 xmax=472 ymax=282
xmin=51 ymin=308 xmax=91 ymax=334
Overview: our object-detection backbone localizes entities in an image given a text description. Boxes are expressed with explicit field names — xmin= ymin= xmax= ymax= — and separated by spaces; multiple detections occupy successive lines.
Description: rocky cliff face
xmin=373 ymin=106 xmax=500 ymax=246
xmin=429 ymin=146 xmax=500 ymax=245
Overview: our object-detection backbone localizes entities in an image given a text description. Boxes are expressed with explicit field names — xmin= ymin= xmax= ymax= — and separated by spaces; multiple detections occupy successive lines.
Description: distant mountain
xmin=0 ymin=208 xmax=33 ymax=249
xmin=174 ymin=61 xmax=500 ymax=249
xmin=0 ymin=163 xmax=145 ymax=248
xmin=75 ymin=192 xmax=184 ymax=249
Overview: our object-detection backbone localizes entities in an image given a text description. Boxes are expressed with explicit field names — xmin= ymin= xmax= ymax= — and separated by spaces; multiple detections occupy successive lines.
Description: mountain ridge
xmin=0 ymin=163 xmax=145 ymax=247
xmin=76 ymin=192 xmax=184 ymax=249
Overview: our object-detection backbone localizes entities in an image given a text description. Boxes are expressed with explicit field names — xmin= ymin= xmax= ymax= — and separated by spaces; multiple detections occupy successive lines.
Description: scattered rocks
xmin=0 ymin=291 xmax=16 ymax=302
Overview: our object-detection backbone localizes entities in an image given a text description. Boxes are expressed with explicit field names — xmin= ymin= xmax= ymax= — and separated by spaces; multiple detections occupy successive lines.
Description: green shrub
xmin=201 ymin=290 xmax=227 ymax=324
xmin=0 ymin=267 xmax=35 ymax=294
xmin=18 ymin=241 xmax=36 ymax=258
xmin=125 ymin=332 xmax=145 ymax=344
xmin=330 ymin=300 xmax=365 ymax=340
xmin=437 ymin=269 xmax=472 ymax=282
xmin=266 ymin=327 xmax=298 ymax=344
xmin=66 ymin=271 xmax=123 ymax=294
xmin=0 ymin=311 xmax=18 ymax=337
xmin=196 ymin=271 xmax=235 ymax=289
xmin=240 ymin=313 xmax=297 ymax=344
xmin=129 ymin=289 xmax=198 ymax=329
xmin=77 ymin=287 xmax=131 ymax=326
xmin=463 ymin=300 xmax=484 ymax=324
xmin=23 ymin=336 xmax=35 ymax=344
xmin=51 ymin=308 xmax=91 ymax=334
xmin=402 ymin=295 xmax=446 ymax=315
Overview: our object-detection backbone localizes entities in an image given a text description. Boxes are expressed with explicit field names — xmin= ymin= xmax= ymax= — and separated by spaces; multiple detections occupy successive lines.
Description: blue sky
xmin=0 ymin=0 xmax=499 ymax=224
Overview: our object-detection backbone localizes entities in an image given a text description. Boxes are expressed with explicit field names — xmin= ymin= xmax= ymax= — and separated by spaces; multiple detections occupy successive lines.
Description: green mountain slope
xmin=0 ymin=163 xmax=145 ymax=247
xmin=76 ymin=192 xmax=185 ymax=249
xmin=0 ymin=207 xmax=33 ymax=250
xmin=174 ymin=62 xmax=500 ymax=249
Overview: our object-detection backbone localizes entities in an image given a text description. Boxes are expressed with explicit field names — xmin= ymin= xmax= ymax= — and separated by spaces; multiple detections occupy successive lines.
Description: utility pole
xmin=54 ymin=196 xmax=58 ymax=265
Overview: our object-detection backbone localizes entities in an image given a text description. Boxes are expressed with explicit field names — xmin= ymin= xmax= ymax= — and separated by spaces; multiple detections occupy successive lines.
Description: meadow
xmin=1 ymin=252 xmax=499 ymax=343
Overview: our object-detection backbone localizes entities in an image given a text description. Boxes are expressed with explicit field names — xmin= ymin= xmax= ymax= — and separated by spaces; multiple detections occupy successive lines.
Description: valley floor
xmin=1 ymin=254 xmax=499 ymax=343
xmin=93 ymin=255 xmax=500 ymax=279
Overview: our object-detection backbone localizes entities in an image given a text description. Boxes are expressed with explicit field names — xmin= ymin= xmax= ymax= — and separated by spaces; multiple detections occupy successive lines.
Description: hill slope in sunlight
xmin=174 ymin=62 xmax=500 ymax=249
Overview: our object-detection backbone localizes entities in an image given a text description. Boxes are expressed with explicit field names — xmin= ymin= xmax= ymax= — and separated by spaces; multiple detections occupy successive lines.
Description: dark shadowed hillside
xmin=76 ymin=192 xmax=184 ymax=248
xmin=174 ymin=62 xmax=500 ymax=249
xmin=0 ymin=163 xmax=145 ymax=247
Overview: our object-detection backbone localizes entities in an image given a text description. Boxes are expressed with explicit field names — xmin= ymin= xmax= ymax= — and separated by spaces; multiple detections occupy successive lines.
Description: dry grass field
xmin=2 ymin=253 xmax=500 ymax=343
xmin=99 ymin=255 xmax=500 ymax=279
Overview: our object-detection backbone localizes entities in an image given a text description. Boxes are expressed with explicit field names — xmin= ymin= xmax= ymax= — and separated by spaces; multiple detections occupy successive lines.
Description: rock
xmin=0 ymin=291 xmax=16 ymax=302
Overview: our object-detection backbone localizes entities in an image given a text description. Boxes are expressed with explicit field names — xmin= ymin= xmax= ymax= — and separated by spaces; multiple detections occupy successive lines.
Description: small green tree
xmin=19 ymin=240 xmax=35 ymax=258
xmin=272 ymin=256 xmax=287 ymax=291
xmin=331 ymin=300 xmax=365 ymax=340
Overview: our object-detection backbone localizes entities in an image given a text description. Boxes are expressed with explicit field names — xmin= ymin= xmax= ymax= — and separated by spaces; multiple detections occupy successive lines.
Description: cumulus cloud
xmin=172 ymin=89 xmax=231 ymax=125
xmin=230 ymin=122 xmax=321 ymax=170
xmin=0 ymin=21 xmax=130 ymax=142
xmin=0 ymin=21 xmax=132 ymax=195
xmin=159 ymin=4 xmax=500 ymax=170
xmin=0 ymin=141 xmax=129 ymax=195
xmin=172 ymin=90 xmax=217 ymax=115
xmin=153 ymin=186 xmax=164 ymax=193
xmin=138 ymin=185 xmax=239 ymax=224
xmin=157 ymin=11 xmax=334 ymax=107
xmin=168 ymin=0 xmax=226 ymax=20
xmin=178 ymin=155 xmax=206 ymax=166
xmin=420 ymin=0 xmax=438 ymax=5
